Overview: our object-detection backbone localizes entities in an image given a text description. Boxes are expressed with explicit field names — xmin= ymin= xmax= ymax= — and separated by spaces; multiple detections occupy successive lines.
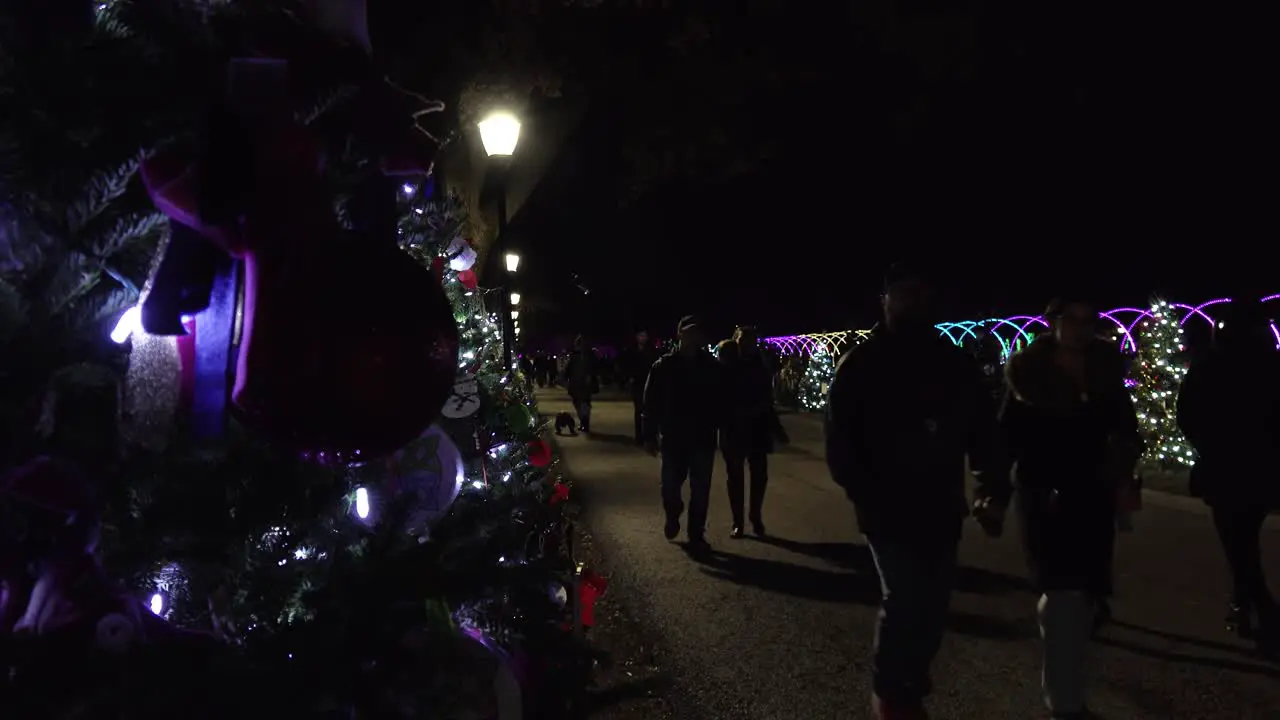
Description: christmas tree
xmin=1 ymin=2 xmax=598 ymax=716
xmin=1130 ymin=299 xmax=1195 ymax=470
xmin=798 ymin=347 xmax=836 ymax=411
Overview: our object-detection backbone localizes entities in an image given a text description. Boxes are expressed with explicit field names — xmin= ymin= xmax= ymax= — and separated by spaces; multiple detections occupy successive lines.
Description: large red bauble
xmin=233 ymin=237 xmax=458 ymax=461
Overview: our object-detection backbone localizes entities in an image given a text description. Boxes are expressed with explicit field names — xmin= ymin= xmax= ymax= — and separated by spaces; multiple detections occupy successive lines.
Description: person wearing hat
xmin=825 ymin=262 xmax=1002 ymax=720
xmin=641 ymin=315 xmax=724 ymax=553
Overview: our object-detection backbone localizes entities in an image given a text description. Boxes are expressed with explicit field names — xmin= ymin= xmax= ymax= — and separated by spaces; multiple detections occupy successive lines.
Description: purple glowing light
xmin=762 ymin=295 xmax=1280 ymax=356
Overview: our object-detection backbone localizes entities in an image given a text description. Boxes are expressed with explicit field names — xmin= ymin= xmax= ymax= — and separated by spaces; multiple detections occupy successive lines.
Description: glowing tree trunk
xmin=1130 ymin=299 xmax=1195 ymax=469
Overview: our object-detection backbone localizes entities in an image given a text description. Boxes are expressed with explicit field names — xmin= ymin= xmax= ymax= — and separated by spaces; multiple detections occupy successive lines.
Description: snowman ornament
xmin=441 ymin=374 xmax=481 ymax=418
xmin=446 ymin=236 xmax=477 ymax=272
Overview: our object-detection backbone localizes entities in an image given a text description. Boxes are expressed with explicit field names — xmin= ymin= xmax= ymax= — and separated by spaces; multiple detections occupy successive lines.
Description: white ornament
xmin=95 ymin=613 xmax=136 ymax=654
xmin=446 ymin=236 xmax=477 ymax=272
xmin=384 ymin=424 xmax=465 ymax=534
xmin=441 ymin=374 xmax=481 ymax=418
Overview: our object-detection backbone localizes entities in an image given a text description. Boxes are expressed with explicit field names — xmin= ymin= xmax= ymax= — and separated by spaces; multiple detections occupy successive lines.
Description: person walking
xmin=643 ymin=316 xmax=723 ymax=554
xmin=562 ymin=336 xmax=599 ymax=433
xmin=722 ymin=326 xmax=786 ymax=538
xmin=1176 ymin=299 xmax=1280 ymax=657
xmin=976 ymin=295 xmax=1141 ymax=719
xmin=622 ymin=330 xmax=660 ymax=445
xmin=825 ymin=263 xmax=1001 ymax=720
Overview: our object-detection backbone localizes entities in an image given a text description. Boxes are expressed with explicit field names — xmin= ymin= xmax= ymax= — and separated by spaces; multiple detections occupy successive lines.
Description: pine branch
xmin=65 ymin=157 xmax=142 ymax=236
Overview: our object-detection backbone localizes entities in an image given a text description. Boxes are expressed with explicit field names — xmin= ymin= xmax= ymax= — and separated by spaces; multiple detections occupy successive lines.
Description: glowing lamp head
xmin=510 ymin=310 xmax=519 ymax=320
xmin=478 ymin=112 xmax=521 ymax=157
xmin=504 ymin=252 xmax=521 ymax=273
xmin=111 ymin=305 xmax=142 ymax=344
xmin=509 ymin=292 xmax=521 ymax=306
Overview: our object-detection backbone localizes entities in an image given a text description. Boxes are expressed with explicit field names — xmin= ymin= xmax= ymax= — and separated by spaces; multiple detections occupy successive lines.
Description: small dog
xmin=554 ymin=412 xmax=578 ymax=436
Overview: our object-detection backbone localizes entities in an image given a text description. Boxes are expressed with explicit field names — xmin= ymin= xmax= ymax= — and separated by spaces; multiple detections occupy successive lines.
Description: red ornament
xmin=578 ymin=569 xmax=608 ymax=628
xmin=527 ymin=439 xmax=552 ymax=468
xmin=549 ymin=482 xmax=570 ymax=506
xmin=139 ymin=62 xmax=457 ymax=461
xmin=457 ymin=269 xmax=478 ymax=290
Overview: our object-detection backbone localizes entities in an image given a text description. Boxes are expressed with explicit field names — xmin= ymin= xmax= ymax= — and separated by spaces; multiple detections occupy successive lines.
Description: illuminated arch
xmin=1098 ymin=309 xmax=1141 ymax=353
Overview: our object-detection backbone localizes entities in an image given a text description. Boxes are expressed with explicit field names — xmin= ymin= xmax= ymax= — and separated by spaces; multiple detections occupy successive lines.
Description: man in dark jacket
xmin=643 ymin=316 xmax=723 ymax=553
xmin=622 ymin=330 xmax=660 ymax=444
xmin=825 ymin=263 xmax=1001 ymax=720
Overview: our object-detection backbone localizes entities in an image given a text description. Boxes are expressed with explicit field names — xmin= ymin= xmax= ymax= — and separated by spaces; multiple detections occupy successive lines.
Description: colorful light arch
xmin=762 ymin=296 xmax=1280 ymax=357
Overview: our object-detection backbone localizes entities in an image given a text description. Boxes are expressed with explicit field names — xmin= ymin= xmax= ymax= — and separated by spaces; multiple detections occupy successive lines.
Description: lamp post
xmin=478 ymin=111 xmax=523 ymax=374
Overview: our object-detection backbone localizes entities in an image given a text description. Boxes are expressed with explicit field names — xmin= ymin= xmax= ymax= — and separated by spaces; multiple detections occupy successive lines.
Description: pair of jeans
xmin=631 ymin=388 xmax=644 ymax=441
xmin=1211 ymin=504 xmax=1275 ymax=612
xmin=724 ymin=448 xmax=767 ymax=527
xmin=865 ymin=531 xmax=959 ymax=705
xmin=569 ymin=395 xmax=591 ymax=430
xmin=1038 ymin=590 xmax=1095 ymax=715
xmin=660 ymin=445 xmax=715 ymax=540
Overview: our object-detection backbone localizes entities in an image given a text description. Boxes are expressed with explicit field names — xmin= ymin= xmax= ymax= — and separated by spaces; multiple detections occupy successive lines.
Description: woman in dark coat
xmin=1000 ymin=297 xmax=1140 ymax=720
xmin=1176 ymin=301 xmax=1280 ymax=656
xmin=718 ymin=329 xmax=787 ymax=538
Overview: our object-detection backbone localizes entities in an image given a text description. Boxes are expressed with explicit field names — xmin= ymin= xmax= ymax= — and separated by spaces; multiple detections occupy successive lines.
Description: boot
xmin=871 ymin=694 xmax=929 ymax=720
xmin=1226 ymin=599 xmax=1254 ymax=639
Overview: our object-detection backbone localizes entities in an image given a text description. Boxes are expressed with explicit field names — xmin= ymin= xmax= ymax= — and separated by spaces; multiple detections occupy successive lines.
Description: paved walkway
xmin=542 ymin=389 xmax=1280 ymax=720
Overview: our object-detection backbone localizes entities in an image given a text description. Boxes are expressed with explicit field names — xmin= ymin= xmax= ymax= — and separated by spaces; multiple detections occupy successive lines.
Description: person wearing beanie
xmin=641 ymin=315 xmax=725 ymax=553
xmin=825 ymin=262 xmax=1002 ymax=720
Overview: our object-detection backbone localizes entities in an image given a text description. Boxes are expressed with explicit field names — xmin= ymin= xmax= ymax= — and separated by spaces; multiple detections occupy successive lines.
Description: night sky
xmin=378 ymin=3 xmax=1268 ymax=346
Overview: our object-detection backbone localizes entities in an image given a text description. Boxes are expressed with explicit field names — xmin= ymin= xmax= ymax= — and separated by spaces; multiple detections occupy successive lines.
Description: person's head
xmin=716 ymin=339 xmax=739 ymax=365
xmin=1044 ymin=296 xmax=1097 ymax=351
xmin=676 ymin=315 xmax=704 ymax=352
xmin=573 ymin=335 xmax=585 ymax=352
xmin=881 ymin=262 xmax=937 ymax=330
xmin=635 ymin=330 xmax=649 ymax=347
xmin=733 ymin=326 xmax=758 ymax=355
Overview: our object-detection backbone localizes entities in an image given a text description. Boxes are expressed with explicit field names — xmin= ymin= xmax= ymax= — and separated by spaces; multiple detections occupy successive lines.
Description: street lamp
xmin=478 ymin=112 xmax=522 ymax=157
xmin=479 ymin=111 xmax=523 ymax=374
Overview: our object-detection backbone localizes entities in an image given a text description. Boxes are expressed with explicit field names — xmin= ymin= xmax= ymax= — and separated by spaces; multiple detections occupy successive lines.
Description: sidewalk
xmin=544 ymin=388 xmax=1280 ymax=720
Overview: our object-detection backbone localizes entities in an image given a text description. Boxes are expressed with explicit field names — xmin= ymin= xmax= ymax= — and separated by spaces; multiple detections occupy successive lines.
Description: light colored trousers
xmin=1037 ymin=591 xmax=1095 ymax=715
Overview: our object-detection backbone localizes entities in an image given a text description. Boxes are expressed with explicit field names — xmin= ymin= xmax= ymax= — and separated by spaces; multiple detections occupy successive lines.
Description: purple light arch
xmin=762 ymin=296 xmax=1280 ymax=356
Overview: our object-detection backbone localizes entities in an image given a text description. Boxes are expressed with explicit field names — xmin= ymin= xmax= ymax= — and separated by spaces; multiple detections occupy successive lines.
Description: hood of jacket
xmin=1005 ymin=335 xmax=1126 ymax=411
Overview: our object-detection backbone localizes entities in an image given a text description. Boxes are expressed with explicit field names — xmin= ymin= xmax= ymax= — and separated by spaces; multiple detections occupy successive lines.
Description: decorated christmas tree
xmin=1130 ymin=299 xmax=1195 ymax=470
xmin=1 ymin=2 xmax=599 ymax=716
xmin=798 ymin=347 xmax=836 ymax=411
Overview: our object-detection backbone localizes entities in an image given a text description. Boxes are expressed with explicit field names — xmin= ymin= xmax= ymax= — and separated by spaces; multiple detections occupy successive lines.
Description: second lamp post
xmin=478 ymin=111 xmax=523 ymax=373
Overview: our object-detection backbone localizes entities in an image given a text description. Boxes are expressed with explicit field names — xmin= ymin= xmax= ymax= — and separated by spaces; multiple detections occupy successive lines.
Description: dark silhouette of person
xmin=825 ymin=263 xmax=1000 ymax=720
xmin=1177 ymin=298 xmax=1280 ymax=658
xmin=642 ymin=316 xmax=723 ymax=554
xmin=621 ymin=330 xmax=660 ymax=444
xmin=983 ymin=295 xmax=1140 ymax=718
xmin=562 ymin=336 xmax=599 ymax=433
xmin=720 ymin=326 xmax=787 ymax=538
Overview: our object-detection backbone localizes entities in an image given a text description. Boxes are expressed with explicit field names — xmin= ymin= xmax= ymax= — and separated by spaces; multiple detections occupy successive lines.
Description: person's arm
xmin=1175 ymin=361 xmax=1211 ymax=455
xmin=824 ymin=350 xmax=867 ymax=501
xmin=967 ymin=354 xmax=1011 ymax=508
xmin=641 ymin=360 xmax=664 ymax=443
